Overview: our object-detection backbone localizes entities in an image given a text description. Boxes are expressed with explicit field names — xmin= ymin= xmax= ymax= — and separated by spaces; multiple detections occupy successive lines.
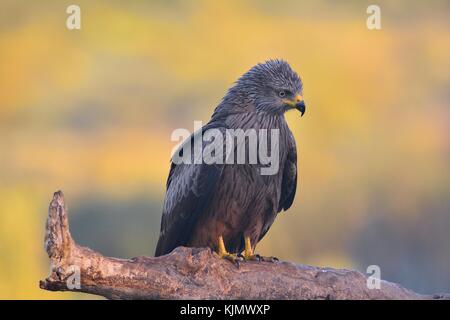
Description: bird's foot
xmin=258 ymin=255 xmax=279 ymax=263
xmin=220 ymin=252 xmax=243 ymax=267
xmin=239 ymin=253 xmax=279 ymax=263
xmin=240 ymin=236 xmax=279 ymax=263
xmin=239 ymin=253 xmax=260 ymax=261
xmin=217 ymin=235 xmax=243 ymax=267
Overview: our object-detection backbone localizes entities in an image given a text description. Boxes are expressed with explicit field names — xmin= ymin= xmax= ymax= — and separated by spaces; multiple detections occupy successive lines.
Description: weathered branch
xmin=40 ymin=191 xmax=449 ymax=300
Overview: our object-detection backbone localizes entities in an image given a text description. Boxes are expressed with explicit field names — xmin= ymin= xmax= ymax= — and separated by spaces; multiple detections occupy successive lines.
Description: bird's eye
xmin=278 ymin=90 xmax=292 ymax=98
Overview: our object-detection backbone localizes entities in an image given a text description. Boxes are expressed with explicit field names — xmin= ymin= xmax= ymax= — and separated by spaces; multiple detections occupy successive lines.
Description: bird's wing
xmin=278 ymin=130 xmax=298 ymax=212
xmin=154 ymin=124 xmax=225 ymax=256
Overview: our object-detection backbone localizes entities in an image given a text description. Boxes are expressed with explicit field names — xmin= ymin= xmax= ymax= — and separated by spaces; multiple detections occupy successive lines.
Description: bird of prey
xmin=155 ymin=59 xmax=305 ymax=263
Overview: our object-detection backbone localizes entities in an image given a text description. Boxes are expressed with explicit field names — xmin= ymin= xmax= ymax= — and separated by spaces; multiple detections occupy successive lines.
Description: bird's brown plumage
xmin=155 ymin=60 xmax=303 ymax=256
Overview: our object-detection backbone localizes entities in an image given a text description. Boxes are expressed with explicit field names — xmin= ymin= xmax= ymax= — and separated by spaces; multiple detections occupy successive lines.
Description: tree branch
xmin=39 ymin=191 xmax=449 ymax=300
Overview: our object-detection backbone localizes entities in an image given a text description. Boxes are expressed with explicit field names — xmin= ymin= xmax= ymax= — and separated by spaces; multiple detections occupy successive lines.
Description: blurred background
xmin=0 ymin=0 xmax=449 ymax=299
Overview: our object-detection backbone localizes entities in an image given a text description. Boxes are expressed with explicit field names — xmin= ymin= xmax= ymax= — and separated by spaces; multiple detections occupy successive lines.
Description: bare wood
xmin=40 ymin=191 xmax=449 ymax=300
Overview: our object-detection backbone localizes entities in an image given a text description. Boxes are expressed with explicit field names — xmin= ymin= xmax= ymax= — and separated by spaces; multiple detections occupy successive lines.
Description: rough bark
xmin=40 ymin=191 xmax=449 ymax=300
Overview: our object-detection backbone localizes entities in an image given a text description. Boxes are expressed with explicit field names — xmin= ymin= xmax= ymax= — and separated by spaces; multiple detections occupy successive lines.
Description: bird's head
xmin=233 ymin=59 xmax=305 ymax=116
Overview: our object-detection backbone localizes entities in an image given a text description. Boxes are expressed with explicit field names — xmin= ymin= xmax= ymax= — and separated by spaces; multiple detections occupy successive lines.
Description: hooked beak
xmin=294 ymin=94 xmax=306 ymax=117
xmin=283 ymin=94 xmax=306 ymax=116
xmin=296 ymin=100 xmax=306 ymax=117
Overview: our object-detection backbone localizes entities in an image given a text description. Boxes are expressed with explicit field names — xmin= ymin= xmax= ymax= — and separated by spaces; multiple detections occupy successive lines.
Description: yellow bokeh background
xmin=0 ymin=0 xmax=449 ymax=298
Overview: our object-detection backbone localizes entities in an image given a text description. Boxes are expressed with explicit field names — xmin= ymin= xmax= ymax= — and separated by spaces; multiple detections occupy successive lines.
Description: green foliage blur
xmin=0 ymin=0 xmax=449 ymax=298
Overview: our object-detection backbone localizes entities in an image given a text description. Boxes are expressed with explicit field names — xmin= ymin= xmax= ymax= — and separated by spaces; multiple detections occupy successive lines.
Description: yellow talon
xmin=241 ymin=236 xmax=278 ymax=262
xmin=244 ymin=236 xmax=253 ymax=257
xmin=217 ymin=236 xmax=242 ymax=265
